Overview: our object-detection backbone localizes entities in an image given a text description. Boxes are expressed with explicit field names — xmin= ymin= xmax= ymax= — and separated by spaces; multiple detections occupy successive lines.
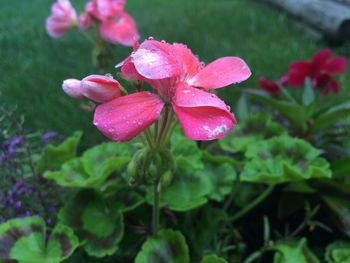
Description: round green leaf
xmin=171 ymin=128 xmax=204 ymax=169
xmin=205 ymin=163 xmax=237 ymax=202
xmin=0 ymin=216 xmax=78 ymax=263
xmin=326 ymin=241 xmax=350 ymax=263
xmin=147 ymin=168 xmax=213 ymax=212
xmin=58 ymin=190 xmax=124 ymax=257
xmin=135 ymin=229 xmax=189 ymax=263
xmin=44 ymin=142 xmax=130 ymax=188
xmin=241 ymin=135 xmax=332 ymax=184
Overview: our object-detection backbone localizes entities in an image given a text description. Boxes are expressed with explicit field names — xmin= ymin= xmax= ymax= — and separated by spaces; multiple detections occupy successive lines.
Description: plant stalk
xmin=152 ymin=181 xmax=161 ymax=234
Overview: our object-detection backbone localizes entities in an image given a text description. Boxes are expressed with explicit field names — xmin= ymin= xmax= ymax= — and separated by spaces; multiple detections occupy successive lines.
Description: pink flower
xmin=258 ymin=77 xmax=281 ymax=95
xmin=84 ymin=0 xmax=139 ymax=46
xmin=62 ymin=75 xmax=122 ymax=103
xmin=46 ymin=0 xmax=77 ymax=38
xmin=94 ymin=39 xmax=251 ymax=142
xmin=283 ymin=49 xmax=347 ymax=94
xmin=86 ymin=0 xmax=125 ymax=21
xmin=77 ymin=13 xmax=92 ymax=29
xmin=99 ymin=12 xmax=139 ymax=46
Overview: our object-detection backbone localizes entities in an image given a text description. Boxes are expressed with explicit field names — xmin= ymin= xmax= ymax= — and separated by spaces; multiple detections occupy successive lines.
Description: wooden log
xmin=262 ymin=0 xmax=350 ymax=42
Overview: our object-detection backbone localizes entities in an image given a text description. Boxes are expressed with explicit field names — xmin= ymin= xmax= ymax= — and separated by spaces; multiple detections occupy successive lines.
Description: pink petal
xmin=90 ymin=0 xmax=115 ymax=21
xmin=62 ymin=79 xmax=84 ymax=99
xmin=172 ymin=43 xmax=202 ymax=79
xmin=188 ymin=57 xmax=251 ymax=89
xmin=311 ymin=49 xmax=332 ymax=66
xmin=46 ymin=14 xmax=72 ymax=38
xmin=81 ymin=75 xmax=121 ymax=103
xmin=93 ymin=92 xmax=164 ymax=141
xmin=99 ymin=12 xmax=139 ymax=46
xmin=324 ymin=57 xmax=347 ymax=74
xmin=131 ymin=40 xmax=181 ymax=79
xmin=172 ymin=83 xmax=236 ymax=140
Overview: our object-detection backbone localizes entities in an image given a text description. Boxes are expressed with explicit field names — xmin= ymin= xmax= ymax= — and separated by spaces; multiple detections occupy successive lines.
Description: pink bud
xmin=81 ymin=75 xmax=122 ymax=103
xmin=78 ymin=13 xmax=92 ymax=29
xmin=62 ymin=79 xmax=84 ymax=99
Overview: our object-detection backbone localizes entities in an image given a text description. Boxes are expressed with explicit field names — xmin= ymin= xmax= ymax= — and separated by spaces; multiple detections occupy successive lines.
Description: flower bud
xmin=81 ymin=74 xmax=122 ymax=103
xmin=127 ymin=148 xmax=176 ymax=186
xmin=62 ymin=79 xmax=84 ymax=99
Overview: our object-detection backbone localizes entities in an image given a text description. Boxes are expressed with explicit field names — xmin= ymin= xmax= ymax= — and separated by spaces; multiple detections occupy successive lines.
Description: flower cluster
xmin=259 ymin=49 xmax=347 ymax=95
xmin=46 ymin=0 xmax=139 ymax=46
xmin=63 ymin=39 xmax=251 ymax=142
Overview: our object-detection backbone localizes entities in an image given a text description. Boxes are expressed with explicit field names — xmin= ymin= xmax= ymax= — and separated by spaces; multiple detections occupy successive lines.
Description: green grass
xmin=1 ymin=0 xmax=348 ymax=145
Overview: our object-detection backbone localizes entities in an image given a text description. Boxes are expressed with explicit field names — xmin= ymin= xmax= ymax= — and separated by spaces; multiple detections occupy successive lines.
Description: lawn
xmin=1 ymin=0 xmax=348 ymax=146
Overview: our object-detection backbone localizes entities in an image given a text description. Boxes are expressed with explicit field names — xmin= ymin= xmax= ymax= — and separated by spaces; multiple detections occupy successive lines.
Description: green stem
xmin=157 ymin=106 xmax=169 ymax=146
xmin=230 ymin=185 xmax=274 ymax=223
xmin=79 ymin=29 xmax=95 ymax=45
xmin=159 ymin=110 xmax=175 ymax=147
xmin=144 ymin=128 xmax=155 ymax=149
xmin=152 ymin=181 xmax=161 ymax=234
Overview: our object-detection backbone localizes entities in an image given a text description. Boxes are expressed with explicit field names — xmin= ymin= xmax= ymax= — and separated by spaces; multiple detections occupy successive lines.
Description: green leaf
xmin=201 ymin=255 xmax=229 ymax=263
xmin=44 ymin=142 xmax=130 ymax=188
xmin=36 ymin=131 xmax=82 ymax=173
xmin=241 ymin=135 xmax=332 ymax=184
xmin=147 ymin=167 xmax=213 ymax=212
xmin=219 ymin=114 xmax=287 ymax=153
xmin=302 ymin=78 xmax=315 ymax=106
xmin=310 ymin=109 xmax=350 ymax=133
xmin=205 ymin=163 xmax=237 ymax=202
xmin=325 ymin=241 xmax=350 ymax=263
xmin=273 ymin=238 xmax=320 ymax=263
xmin=171 ymin=129 xmax=203 ymax=169
xmin=331 ymin=157 xmax=350 ymax=179
xmin=113 ymin=189 xmax=145 ymax=212
xmin=0 ymin=216 xmax=78 ymax=263
xmin=187 ymin=205 xmax=228 ymax=257
xmin=248 ymin=91 xmax=309 ymax=131
xmin=322 ymin=196 xmax=350 ymax=237
xmin=58 ymin=190 xmax=124 ymax=257
xmin=135 ymin=229 xmax=189 ymax=263
xmin=81 ymin=142 xmax=131 ymax=177
xmin=235 ymin=93 xmax=249 ymax=120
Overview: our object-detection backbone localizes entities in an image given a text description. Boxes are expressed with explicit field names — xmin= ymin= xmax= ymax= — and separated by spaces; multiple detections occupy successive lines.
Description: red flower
xmin=258 ymin=77 xmax=281 ymax=95
xmin=283 ymin=49 xmax=346 ymax=94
